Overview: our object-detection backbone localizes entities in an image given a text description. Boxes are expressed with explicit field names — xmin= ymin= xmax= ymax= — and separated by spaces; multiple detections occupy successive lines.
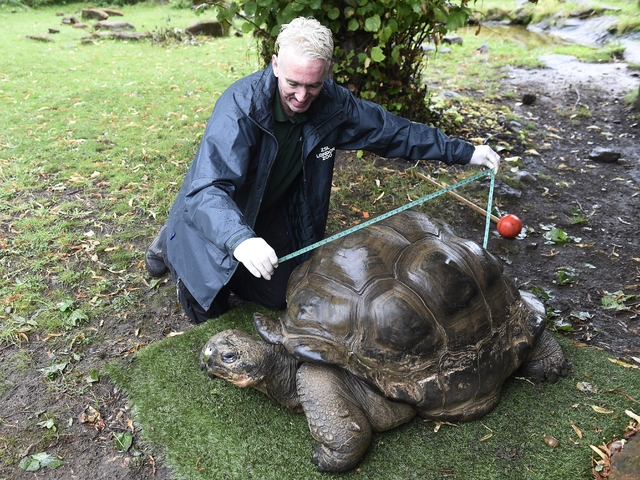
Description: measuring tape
xmin=278 ymin=169 xmax=496 ymax=263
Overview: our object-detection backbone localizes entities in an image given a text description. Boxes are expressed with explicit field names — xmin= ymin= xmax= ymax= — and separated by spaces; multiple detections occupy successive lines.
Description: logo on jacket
xmin=316 ymin=146 xmax=335 ymax=162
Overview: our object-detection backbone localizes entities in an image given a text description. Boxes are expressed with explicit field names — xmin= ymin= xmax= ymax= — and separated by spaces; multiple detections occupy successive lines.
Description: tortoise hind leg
xmin=519 ymin=330 xmax=569 ymax=383
xmin=296 ymin=363 xmax=372 ymax=473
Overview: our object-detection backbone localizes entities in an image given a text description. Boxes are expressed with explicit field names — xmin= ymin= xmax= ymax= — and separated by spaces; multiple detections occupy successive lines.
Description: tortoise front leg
xmin=296 ymin=363 xmax=372 ymax=473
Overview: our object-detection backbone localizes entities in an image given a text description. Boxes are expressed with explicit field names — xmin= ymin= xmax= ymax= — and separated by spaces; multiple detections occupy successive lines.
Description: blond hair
xmin=275 ymin=17 xmax=334 ymax=67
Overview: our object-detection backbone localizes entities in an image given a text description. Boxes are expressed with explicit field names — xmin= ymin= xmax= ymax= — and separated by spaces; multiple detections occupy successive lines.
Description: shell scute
xmin=273 ymin=210 xmax=546 ymax=419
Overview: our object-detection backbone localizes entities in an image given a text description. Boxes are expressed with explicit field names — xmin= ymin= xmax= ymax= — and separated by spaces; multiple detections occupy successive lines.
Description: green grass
xmin=0 ymin=2 xmax=262 ymax=337
xmin=2 ymin=3 xmax=639 ymax=476
xmin=108 ymin=302 xmax=640 ymax=480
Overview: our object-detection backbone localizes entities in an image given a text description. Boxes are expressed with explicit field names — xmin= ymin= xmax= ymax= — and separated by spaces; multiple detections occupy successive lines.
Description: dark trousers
xmin=174 ymin=204 xmax=298 ymax=324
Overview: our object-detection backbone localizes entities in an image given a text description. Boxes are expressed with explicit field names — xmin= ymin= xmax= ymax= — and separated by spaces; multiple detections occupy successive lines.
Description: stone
xmin=521 ymin=93 xmax=537 ymax=105
xmin=82 ymin=8 xmax=109 ymax=20
xmin=94 ymin=20 xmax=136 ymax=31
xmin=442 ymin=35 xmax=463 ymax=45
xmin=610 ymin=435 xmax=640 ymax=480
xmin=62 ymin=15 xmax=80 ymax=25
xmin=102 ymin=8 xmax=124 ymax=17
xmin=475 ymin=43 xmax=490 ymax=54
xmin=185 ymin=19 xmax=229 ymax=37
xmin=588 ymin=146 xmax=622 ymax=163
xmin=26 ymin=34 xmax=53 ymax=42
xmin=514 ymin=171 xmax=537 ymax=183
xmin=439 ymin=91 xmax=462 ymax=99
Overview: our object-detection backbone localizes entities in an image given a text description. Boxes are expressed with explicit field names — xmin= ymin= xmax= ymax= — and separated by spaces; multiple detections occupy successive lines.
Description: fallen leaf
xmin=591 ymin=405 xmax=614 ymax=414
xmin=577 ymin=382 xmax=596 ymax=393
xmin=571 ymin=422 xmax=583 ymax=439
xmin=608 ymin=358 xmax=639 ymax=369
xmin=590 ymin=444 xmax=607 ymax=460
xmin=625 ymin=410 xmax=640 ymax=423
xmin=78 ymin=406 xmax=101 ymax=424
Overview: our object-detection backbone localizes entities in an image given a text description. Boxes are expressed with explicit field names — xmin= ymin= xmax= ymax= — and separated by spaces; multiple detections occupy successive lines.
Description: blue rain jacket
xmin=164 ymin=63 xmax=475 ymax=310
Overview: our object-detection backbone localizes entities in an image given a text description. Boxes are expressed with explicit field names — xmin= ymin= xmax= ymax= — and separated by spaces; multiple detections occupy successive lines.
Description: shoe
xmin=145 ymin=224 xmax=168 ymax=277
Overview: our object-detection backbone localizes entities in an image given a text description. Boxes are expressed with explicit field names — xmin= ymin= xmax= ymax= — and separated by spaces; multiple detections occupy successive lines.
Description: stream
xmin=464 ymin=19 xmax=640 ymax=64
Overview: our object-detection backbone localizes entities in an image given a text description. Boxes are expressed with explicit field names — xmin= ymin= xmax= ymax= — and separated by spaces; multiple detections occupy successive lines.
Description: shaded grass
xmin=108 ymin=303 xmax=640 ymax=480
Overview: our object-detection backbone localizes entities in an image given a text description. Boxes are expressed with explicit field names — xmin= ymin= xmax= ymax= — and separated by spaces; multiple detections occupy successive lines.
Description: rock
xmin=514 ymin=171 xmax=537 ymax=183
xmin=56 ymin=11 xmax=64 ymax=16
xmin=507 ymin=120 xmax=525 ymax=132
xmin=26 ymin=34 xmax=53 ymax=42
xmin=102 ymin=8 xmax=124 ymax=17
xmin=588 ymin=146 xmax=622 ymax=163
xmin=86 ymin=31 xmax=150 ymax=41
xmin=185 ymin=19 xmax=229 ymax=37
xmin=442 ymin=35 xmax=463 ymax=45
xmin=62 ymin=16 xmax=79 ymax=25
xmin=610 ymin=435 xmax=640 ymax=480
xmin=494 ymin=182 xmax=522 ymax=199
xmin=439 ymin=47 xmax=452 ymax=54
xmin=475 ymin=43 xmax=490 ymax=54
xmin=95 ymin=20 xmax=136 ymax=31
xmin=82 ymin=8 xmax=109 ymax=20
xmin=521 ymin=93 xmax=537 ymax=105
xmin=48 ymin=28 xmax=60 ymax=34
xmin=439 ymin=91 xmax=462 ymax=99
xmin=73 ymin=23 xmax=88 ymax=29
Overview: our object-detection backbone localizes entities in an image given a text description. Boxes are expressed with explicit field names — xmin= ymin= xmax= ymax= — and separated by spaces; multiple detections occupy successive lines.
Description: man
xmin=145 ymin=17 xmax=501 ymax=324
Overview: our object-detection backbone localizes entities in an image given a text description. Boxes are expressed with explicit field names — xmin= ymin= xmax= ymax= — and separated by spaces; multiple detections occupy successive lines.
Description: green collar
xmin=273 ymin=89 xmax=309 ymax=125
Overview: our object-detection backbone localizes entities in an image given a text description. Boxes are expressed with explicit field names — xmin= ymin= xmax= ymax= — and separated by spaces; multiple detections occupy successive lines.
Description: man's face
xmin=272 ymin=48 xmax=328 ymax=117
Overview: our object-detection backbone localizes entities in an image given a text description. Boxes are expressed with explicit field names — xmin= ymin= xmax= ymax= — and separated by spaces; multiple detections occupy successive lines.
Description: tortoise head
xmin=200 ymin=329 xmax=269 ymax=388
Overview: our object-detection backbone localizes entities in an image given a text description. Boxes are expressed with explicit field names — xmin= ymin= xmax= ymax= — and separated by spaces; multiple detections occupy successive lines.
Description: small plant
xmin=569 ymin=205 xmax=589 ymax=224
xmin=602 ymin=290 xmax=637 ymax=312
xmin=56 ymin=299 xmax=89 ymax=329
xmin=19 ymin=452 xmax=65 ymax=472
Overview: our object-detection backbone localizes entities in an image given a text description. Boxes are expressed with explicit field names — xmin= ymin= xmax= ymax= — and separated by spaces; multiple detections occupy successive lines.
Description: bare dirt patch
xmin=1 ymin=60 xmax=639 ymax=479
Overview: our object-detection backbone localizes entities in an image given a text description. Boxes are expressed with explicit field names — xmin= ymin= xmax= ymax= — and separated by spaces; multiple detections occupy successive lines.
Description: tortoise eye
xmin=221 ymin=352 xmax=237 ymax=363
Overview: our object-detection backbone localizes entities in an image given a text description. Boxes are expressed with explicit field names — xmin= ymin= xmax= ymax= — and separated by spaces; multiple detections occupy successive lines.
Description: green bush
xmin=205 ymin=0 xmax=474 ymax=122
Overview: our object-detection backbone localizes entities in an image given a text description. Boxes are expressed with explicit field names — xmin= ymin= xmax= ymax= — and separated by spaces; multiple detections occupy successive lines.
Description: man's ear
xmin=272 ymin=54 xmax=279 ymax=77
xmin=326 ymin=60 xmax=335 ymax=78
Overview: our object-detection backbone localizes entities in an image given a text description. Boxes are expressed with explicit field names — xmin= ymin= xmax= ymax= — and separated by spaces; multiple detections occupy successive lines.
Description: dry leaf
xmin=591 ymin=405 xmax=614 ymax=414
xmin=625 ymin=410 xmax=640 ymax=423
xmin=590 ymin=444 xmax=607 ymax=460
xmin=608 ymin=358 xmax=639 ymax=369
xmin=571 ymin=422 xmax=583 ymax=439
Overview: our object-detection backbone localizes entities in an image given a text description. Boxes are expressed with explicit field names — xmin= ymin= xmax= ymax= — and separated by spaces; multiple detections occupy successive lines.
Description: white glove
xmin=468 ymin=145 xmax=500 ymax=174
xmin=233 ymin=237 xmax=278 ymax=280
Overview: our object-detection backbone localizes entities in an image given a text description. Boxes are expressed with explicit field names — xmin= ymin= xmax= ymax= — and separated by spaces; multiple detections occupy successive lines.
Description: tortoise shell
xmin=256 ymin=210 xmax=545 ymax=420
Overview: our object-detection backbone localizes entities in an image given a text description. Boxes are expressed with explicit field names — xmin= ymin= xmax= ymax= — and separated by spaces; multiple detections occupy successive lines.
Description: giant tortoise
xmin=201 ymin=209 xmax=568 ymax=472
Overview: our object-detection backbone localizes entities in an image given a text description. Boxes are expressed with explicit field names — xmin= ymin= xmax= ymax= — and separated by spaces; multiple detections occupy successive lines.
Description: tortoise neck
xmin=256 ymin=344 xmax=302 ymax=413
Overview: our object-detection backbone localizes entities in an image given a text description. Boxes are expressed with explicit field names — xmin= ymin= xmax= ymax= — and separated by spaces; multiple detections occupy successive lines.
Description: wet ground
xmin=1 ymin=23 xmax=639 ymax=480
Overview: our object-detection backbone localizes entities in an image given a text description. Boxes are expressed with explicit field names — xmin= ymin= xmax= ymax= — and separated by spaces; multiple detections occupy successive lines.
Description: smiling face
xmin=272 ymin=47 xmax=329 ymax=117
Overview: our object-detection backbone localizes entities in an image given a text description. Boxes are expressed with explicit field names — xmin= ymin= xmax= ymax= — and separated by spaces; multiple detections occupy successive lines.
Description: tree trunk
xmin=633 ymin=85 xmax=640 ymax=111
